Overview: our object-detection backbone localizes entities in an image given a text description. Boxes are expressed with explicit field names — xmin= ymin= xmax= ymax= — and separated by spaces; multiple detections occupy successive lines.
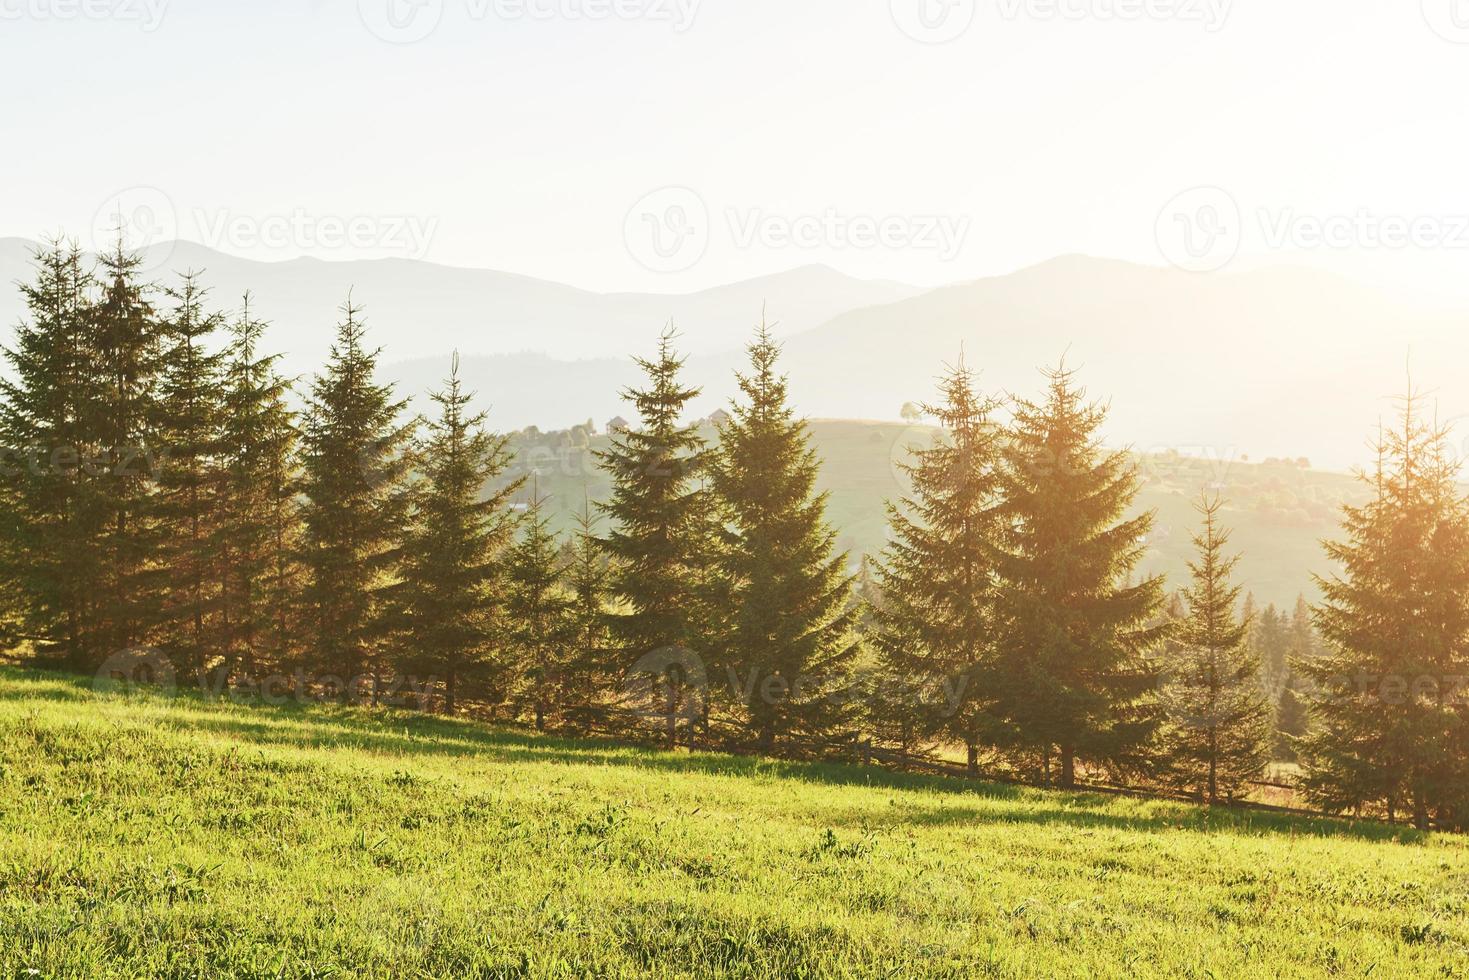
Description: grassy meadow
xmin=1 ymin=669 xmax=1464 ymax=978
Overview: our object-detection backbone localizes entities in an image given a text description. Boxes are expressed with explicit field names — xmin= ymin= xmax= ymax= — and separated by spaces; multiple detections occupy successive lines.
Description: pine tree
xmin=1298 ymin=394 xmax=1469 ymax=829
xmin=298 ymin=298 xmax=414 ymax=701
xmin=873 ymin=355 xmax=1005 ymax=771
xmin=0 ymin=241 xmax=100 ymax=664
xmin=153 ymin=272 xmax=227 ymax=681
xmin=1255 ymin=604 xmax=1290 ymax=694
xmin=597 ymin=330 xmax=711 ymax=747
xmin=216 ymin=296 xmax=300 ymax=680
xmin=710 ymin=325 xmax=857 ymax=751
xmin=89 ymin=241 xmax=167 ymax=658
xmin=396 ymin=354 xmax=519 ymax=713
xmin=1160 ymin=494 xmax=1270 ymax=801
xmin=561 ymin=501 xmax=614 ymax=732
xmin=995 ymin=362 xmax=1167 ymax=787
xmin=504 ymin=488 xmax=572 ymax=731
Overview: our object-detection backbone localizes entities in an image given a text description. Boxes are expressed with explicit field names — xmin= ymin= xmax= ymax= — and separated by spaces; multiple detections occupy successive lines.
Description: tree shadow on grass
xmin=0 ymin=666 xmax=1426 ymax=845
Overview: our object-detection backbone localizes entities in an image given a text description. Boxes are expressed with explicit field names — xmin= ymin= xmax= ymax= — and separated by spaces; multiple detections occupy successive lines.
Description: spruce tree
xmin=0 ymin=241 xmax=100 ymax=664
xmin=1160 ymin=494 xmax=1270 ymax=801
xmin=396 ymin=354 xmax=519 ymax=713
xmin=561 ymin=501 xmax=613 ymax=732
xmin=298 ymin=298 xmax=414 ymax=701
xmin=995 ymin=362 xmax=1167 ymax=787
xmin=710 ymin=325 xmax=857 ymax=751
xmin=216 ymin=296 xmax=300 ymax=680
xmin=153 ymin=272 xmax=227 ymax=681
xmin=597 ymin=330 xmax=711 ymax=746
xmin=89 ymin=241 xmax=167 ymax=658
xmin=504 ymin=488 xmax=572 ymax=731
xmin=1298 ymin=394 xmax=1469 ymax=829
xmin=873 ymin=355 xmax=1004 ymax=771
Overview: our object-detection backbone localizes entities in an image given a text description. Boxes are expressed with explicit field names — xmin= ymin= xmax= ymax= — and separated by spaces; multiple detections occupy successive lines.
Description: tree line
xmin=1 ymin=239 xmax=1465 ymax=831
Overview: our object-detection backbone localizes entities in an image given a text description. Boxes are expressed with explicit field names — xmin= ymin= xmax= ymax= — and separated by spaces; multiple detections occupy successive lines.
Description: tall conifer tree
xmin=397 ymin=354 xmax=519 ymax=712
xmin=995 ymin=363 xmax=1167 ymax=787
xmin=154 ymin=272 xmax=227 ymax=680
xmin=710 ymin=326 xmax=857 ymax=750
xmin=1160 ymin=494 xmax=1270 ymax=801
xmin=298 ymin=299 xmax=413 ymax=700
xmin=873 ymin=355 xmax=1004 ymax=771
xmin=597 ymin=330 xmax=711 ymax=746
xmin=216 ymin=296 xmax=300 ymax=679
xmin=89 ymin=241 xmax=167 ymax=657
xmin=0 ymin=241 xmax=99 ymax=663
xmin=1298 ymin=394 xmax=1469 ymax=829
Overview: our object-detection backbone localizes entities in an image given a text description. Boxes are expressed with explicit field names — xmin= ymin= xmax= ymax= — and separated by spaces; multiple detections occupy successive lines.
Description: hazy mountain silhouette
xmin=0 ymin=237 xmax=920 ymax=371
xmin=3 ymin=240 xmax=1464 ymax=470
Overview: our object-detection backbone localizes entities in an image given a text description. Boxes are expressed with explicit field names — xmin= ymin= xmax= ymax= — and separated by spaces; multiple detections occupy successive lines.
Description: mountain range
xmin=3 ymin=239 xmax=1467 ymax=472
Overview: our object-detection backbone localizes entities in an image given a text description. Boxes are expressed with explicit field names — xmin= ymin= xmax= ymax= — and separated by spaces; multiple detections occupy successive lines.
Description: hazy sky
xmin=4 ymin=0 xmax=1469 ymax=296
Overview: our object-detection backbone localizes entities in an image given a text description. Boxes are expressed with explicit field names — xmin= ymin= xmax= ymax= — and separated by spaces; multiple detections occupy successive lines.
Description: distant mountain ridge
xmin=0 ymin=237 xmax=921 ymax=372
xmin=3 ymin=240 xmax=1467 ymax=471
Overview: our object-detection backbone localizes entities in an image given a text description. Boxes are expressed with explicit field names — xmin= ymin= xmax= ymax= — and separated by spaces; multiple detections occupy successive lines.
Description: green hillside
xmin=2 ymin=670 xmax=1464 ymax=978
xmin=506 ymin=421 xmax=1367 ymax=609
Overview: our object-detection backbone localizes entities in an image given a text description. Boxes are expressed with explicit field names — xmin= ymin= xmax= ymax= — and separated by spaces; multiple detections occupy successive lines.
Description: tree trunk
xmin=444 ymin=671 xmax=456 ymax=715
xmin=966 ymin=741 xmax=979 ymax=776
xmin=1059 ymin=745 xmax=1075 ymax=788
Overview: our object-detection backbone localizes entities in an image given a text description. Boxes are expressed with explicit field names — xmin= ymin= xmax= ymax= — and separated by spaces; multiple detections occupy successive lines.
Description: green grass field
xmin=2 ymin=669 xmax=1464 ymax=979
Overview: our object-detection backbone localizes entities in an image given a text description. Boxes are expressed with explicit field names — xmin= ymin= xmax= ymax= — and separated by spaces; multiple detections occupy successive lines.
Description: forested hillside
xmin=502 ymin=420 xmax=1367 ymax=608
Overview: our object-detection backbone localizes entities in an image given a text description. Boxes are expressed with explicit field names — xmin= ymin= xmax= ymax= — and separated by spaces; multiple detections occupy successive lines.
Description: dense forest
xmin=2 ymin=239 xmax=1466 ymax=831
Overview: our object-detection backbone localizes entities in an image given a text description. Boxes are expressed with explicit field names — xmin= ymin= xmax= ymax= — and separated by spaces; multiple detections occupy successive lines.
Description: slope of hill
xmin=1 ymin=670 xmax=1460 ymax=977
xmin=504 ymin=421 xmax=1368 ymax=609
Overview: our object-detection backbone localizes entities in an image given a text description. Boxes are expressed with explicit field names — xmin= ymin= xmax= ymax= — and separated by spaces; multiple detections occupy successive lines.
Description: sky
xmin=4 ymin=0 xmax=1469 ymax=297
